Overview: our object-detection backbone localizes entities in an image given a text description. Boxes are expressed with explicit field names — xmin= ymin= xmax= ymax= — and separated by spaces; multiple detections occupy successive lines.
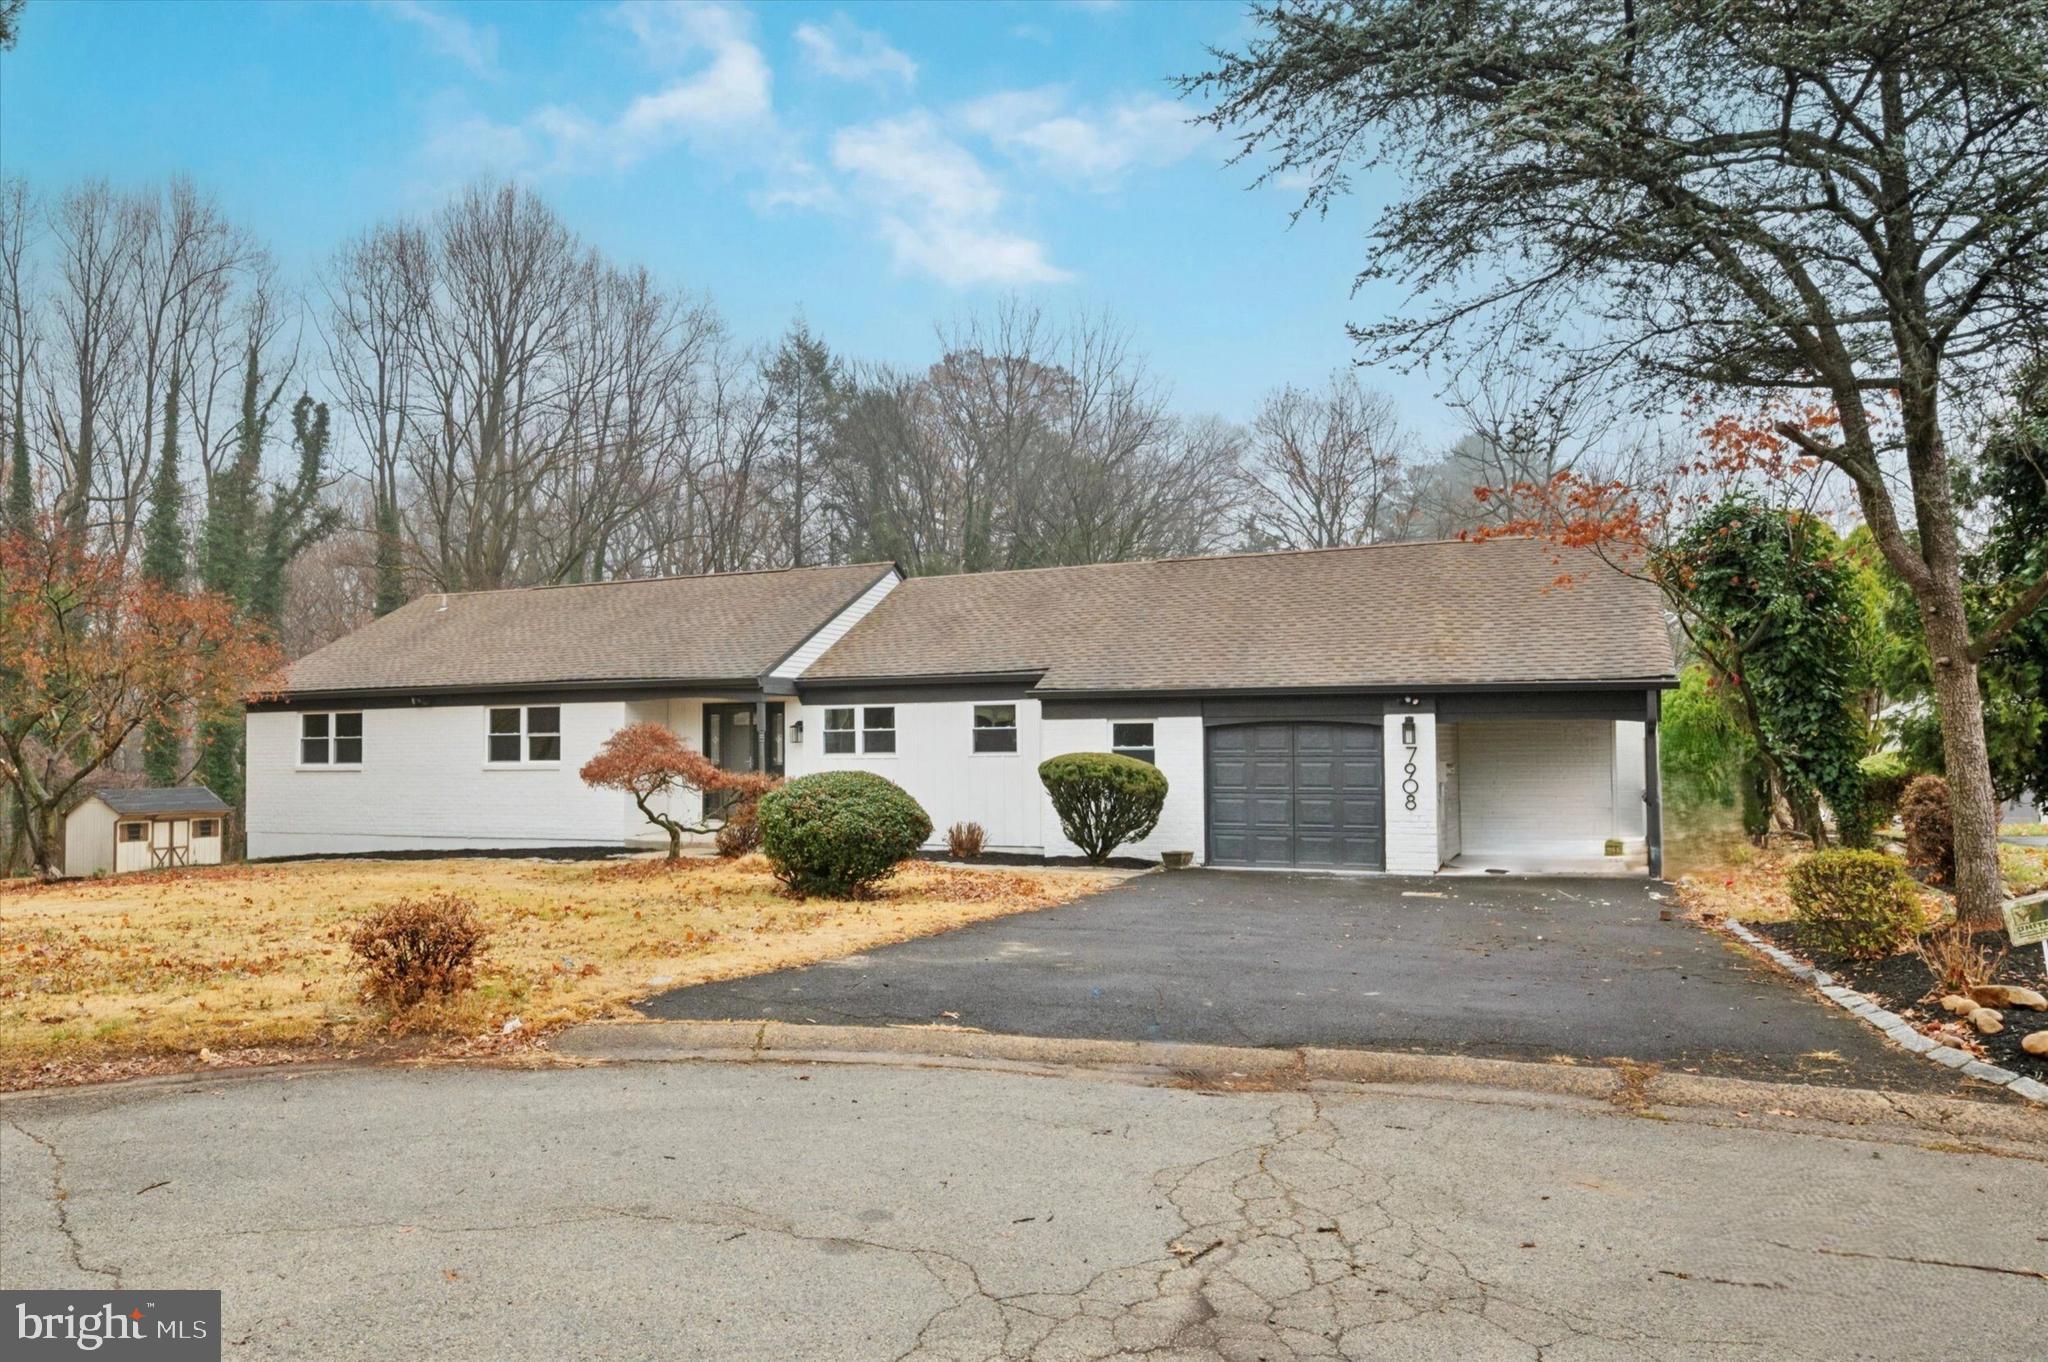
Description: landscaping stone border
xmin=1721 ymin=918 xmax=2048 ymax=1106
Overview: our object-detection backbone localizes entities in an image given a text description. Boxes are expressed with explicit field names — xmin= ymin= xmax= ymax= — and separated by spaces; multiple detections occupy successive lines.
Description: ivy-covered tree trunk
xmin=5 ymin=415 xmax=29 ymax=527
xmin=141 ymin=367 xmax=188 ymax=786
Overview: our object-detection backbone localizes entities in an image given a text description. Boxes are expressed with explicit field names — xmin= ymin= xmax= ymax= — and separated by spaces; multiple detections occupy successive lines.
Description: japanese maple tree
xmin=579 ymin=722 xmax=777 ymax=861
xmin=0 ymin=525 xmax=284 ymax=874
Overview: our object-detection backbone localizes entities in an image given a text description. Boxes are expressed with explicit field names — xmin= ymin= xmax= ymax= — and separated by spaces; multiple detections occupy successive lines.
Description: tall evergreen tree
xmin=141 ymin=366 xmax=188 ymax=785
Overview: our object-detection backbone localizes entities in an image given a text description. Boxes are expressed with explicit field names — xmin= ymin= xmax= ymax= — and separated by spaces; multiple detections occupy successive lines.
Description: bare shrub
xmin=1914 ymin=917 xmax=2008 ymax=995
xmin=947 ymin=821 xmax=987 ymax=861
xmin=348 ymin=895 xmax=489 ymax=1010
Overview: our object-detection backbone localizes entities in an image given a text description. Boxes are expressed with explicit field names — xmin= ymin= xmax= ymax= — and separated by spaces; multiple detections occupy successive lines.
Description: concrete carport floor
xmin=643 ymin=870 xmax=1970 ymax=1094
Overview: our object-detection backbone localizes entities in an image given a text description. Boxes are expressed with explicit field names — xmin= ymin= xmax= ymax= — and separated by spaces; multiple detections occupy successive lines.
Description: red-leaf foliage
xmin=578 ymin=722 xmax=775 ymax=801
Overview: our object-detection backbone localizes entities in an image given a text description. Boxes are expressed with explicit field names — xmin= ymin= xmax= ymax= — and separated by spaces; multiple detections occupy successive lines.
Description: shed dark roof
xmin=94 ymin=787 xmax=232 ymax=816
xmin=278 ymin=563 xmax=897 ymax=698
xmin=802 ymin=538 xmax=1675 ymax=693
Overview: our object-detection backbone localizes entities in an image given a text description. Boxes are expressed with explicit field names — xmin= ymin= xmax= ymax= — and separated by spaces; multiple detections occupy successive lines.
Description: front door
xmin=702 ymin=703 xmax=785 ymax=818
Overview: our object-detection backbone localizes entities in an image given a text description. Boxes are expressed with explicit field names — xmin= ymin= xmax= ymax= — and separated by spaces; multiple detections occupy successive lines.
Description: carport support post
xmin=1644 ymin=689 xmax=1664 ymax=880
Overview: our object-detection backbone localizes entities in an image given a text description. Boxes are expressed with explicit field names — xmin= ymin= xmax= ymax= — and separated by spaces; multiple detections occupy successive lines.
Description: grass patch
xmin=0 ymin=854 xmax=1119 ymax=1083
xmin=2000 ymin=821 xmax=2046 ymax=837
xmin=2001 ymin=841 xmax=2048 ymax=896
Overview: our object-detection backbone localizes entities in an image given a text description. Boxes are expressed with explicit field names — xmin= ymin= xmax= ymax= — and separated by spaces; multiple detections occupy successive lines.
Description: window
xmin=822 ymin=707 xmax=856 ymax=755
xmin=488 ymin=706 xmax=562 ymax=765
xmin=1112 ymin=721 xmax=1157 ymax=765
xmin=193 ymin=819 xmax=220 ymax=838
xmin=300 ymin=711 xmax=363 ymax=766
xmin=119 ymin=822 xmax=147 ymax=844
xmin=973 ymin=704 xmax=1018 ymax=754
xmin=862 ymin=707 xmax=896 ymax=755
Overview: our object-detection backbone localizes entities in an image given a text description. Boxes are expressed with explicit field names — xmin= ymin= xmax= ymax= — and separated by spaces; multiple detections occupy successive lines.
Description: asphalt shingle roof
xmin=801 ymin=538 xmax=1675 ymax=693
xmin=279 ymin=563 xmax=896 ymax=698
xmin=95 ymin=787 xmax=232 ymax=816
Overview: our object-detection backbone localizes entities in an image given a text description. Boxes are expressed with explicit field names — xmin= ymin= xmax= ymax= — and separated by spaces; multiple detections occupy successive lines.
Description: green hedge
xmin=1787 ymin=849 xmax=1923 ymax=960
xmin=1038 ymin=752 xmax=1168 ymax=864
xmin=1856 ymin=751 xmax=1914 ymax=823
xmin=757 ymin=770 xmax=933 ymax=898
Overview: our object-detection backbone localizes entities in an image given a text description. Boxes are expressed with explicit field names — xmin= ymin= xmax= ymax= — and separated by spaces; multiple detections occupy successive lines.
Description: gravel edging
xmin=1721 ymin=918 xmax=2048 ymax=1106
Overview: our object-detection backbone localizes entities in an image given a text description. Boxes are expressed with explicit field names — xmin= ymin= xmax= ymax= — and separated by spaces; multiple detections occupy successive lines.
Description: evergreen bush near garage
xmin=1039 ymin=752 xmax=1168 ymax=865
xmin=758 ymin=770 xmax=933 ymax=898
xmin=1786 ymin=850 xmax=1925 ymax=960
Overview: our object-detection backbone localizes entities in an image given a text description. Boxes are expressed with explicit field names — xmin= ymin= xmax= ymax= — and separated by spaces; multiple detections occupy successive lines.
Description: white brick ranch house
xmin=246 ymin=539 xmax=1678 ymax=876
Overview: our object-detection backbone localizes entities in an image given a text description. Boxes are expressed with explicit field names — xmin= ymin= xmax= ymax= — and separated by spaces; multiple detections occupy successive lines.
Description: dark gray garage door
xmin=1206 ymin=722 xmax=1384 ymax=869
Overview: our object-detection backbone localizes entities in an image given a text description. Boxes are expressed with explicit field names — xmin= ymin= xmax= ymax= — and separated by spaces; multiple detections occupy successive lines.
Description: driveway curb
xmin=552 ymin=1019 xmax=2045 ymax=1140
xmin=1719 ymin=919 xmax=2048 ymax=1106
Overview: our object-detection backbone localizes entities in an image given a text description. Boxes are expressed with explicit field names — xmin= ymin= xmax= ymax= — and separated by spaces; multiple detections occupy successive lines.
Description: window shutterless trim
xmin=298 ymin=710 xmax=364 ymax=768
xmin=486 ymin=705 xmax=564 ymax=767
xmin=971 ymin=704 xmax=1018 ymax=754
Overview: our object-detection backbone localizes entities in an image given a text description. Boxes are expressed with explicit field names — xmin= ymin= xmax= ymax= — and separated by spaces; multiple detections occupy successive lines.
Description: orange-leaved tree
xmin=0 ymin=524 xmax=285 ymax=875
xmin=579 ymin=722 xmax=778 ymax=861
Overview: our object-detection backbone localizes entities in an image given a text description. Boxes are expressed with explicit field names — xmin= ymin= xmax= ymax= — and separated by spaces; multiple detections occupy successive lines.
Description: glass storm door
xmin=703 ymin=704 xmax=785 ymax=818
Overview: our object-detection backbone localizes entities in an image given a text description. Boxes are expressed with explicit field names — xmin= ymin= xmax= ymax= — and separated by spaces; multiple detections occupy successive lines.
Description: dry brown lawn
xmin=0 ymin=854 xmax=1122 ymax=1084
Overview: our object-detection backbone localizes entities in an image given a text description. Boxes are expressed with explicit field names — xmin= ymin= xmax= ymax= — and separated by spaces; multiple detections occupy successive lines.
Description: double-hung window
xmin=972 ymin=704 xmax=1018 ymax=754
xmin=301 ymin=712 xmax=363 ymax=766
xmin=821 ymin=707 xmax=856 ymax=754
xmin=488 ymin=706 xmax=561 ymax=765
xmin=1112 ymin=722 xmax=1157 ymax=765
xmin=861 ymin=707 xmax=896 ymax=755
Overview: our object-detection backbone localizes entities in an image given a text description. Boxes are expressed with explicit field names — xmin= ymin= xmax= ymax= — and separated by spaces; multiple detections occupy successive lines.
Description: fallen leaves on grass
xmin=1 ymin=854 xmax=1121 ymax=1086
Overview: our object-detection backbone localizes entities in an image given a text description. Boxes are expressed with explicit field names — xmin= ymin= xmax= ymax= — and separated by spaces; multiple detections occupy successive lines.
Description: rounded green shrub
xmin=757 ymin=770 xmax=933 ymax=898
xmin=1786 ymin=849 xmax=1924 ymax=960
xmin=1039 ymin=752 xmax=1168 ymax=865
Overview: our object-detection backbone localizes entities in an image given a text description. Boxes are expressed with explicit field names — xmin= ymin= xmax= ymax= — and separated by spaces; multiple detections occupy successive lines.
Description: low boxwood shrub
xmin=348 ymin=894 xmax=490 ymax=1009
xmin=1899 ymin=774 xmax=1955 ymax=885
xmin=1039 ymin=752 xmax=1168 ymax=865
xmin=1786 ymin=849 xmax=1924 ymax=960
xmin=758 ymin=770 xmax=933 ymax=897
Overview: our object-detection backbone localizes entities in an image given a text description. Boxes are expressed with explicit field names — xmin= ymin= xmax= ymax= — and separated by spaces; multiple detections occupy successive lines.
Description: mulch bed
xmin=1753 ymin=921 xmax=2048 ymax=1080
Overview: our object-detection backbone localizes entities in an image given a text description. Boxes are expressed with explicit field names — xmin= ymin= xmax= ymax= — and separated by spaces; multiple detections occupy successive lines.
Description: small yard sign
xmin=2004 ymin=893 xmax=2048 ymax=972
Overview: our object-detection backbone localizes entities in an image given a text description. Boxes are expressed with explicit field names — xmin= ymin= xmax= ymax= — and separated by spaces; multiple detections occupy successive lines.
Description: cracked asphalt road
xmin=4 ymin=1060 xmax=2043 ymax=1360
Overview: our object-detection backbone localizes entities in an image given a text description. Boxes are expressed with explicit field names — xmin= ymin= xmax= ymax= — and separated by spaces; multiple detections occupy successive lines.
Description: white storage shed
xmin=62 ymin=787 xmax=232 ymax=877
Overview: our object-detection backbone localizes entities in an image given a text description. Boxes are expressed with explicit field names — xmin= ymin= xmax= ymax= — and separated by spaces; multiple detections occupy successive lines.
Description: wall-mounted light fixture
xmin=790 ymin=719 xmax=804 ymax=745
xmin=1400 ymin=716 xmax=1417 ymax=748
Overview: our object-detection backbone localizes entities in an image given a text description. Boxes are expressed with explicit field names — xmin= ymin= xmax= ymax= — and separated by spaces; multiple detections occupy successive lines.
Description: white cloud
xmin=424 ymin=1 xmax=775 ymax=179
xmin=830 ymin=114 xmax=1068 ymax=287
xmin=960 ymin=88 xmax=1209 ymax=188
xmin=377 ymin=0 xmax=500 ymax=75
xmin=795 ymin=14 xmax=917 ymax=89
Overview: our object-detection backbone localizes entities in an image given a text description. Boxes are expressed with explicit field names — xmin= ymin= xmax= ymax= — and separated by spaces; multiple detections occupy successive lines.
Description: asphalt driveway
xmin=643 ymin=871 xmax=1960 ymax=1091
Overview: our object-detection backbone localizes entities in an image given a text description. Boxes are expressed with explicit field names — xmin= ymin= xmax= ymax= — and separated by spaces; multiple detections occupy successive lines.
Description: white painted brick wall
xmin=245 ymin=701 xmax=634 ymax=858
xmin=1384 ymin=711 xmax=1440 ymax=873
xmin=1457 ymin=718 xmax=1618 ymax=856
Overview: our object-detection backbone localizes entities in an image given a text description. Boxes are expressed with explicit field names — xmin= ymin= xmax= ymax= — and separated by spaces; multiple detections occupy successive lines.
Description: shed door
xmin=1206 ymin=722 xmax=1383 ymax=869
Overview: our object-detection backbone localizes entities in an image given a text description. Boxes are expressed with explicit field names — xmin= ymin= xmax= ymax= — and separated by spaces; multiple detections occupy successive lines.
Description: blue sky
xmin=0 ymin=0 xmax=1452 ymax=437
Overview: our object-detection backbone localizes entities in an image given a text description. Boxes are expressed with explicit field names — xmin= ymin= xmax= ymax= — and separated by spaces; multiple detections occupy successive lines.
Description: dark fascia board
xmin=795 ymin=670 xmax=1050 ymax=696
xmin=752 ymin=563 xmax=904 ymax=688
xmin=1022 ymin=677 xmax=1678 ymax=702
xmin=248 ymin=677 xmax=765 ymax=711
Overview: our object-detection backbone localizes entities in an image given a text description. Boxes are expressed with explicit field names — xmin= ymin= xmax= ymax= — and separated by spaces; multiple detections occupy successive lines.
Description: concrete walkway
xmin=642 ymin=871 xmax=1964 ymax=1093
xmin=5 ymin=1056 xmax=2042 ymax=1360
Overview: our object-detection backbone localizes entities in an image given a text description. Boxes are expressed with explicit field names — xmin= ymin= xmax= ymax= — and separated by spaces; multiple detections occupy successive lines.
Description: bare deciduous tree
xmin=1242 ymin=371 xmax=1406 ymax=548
